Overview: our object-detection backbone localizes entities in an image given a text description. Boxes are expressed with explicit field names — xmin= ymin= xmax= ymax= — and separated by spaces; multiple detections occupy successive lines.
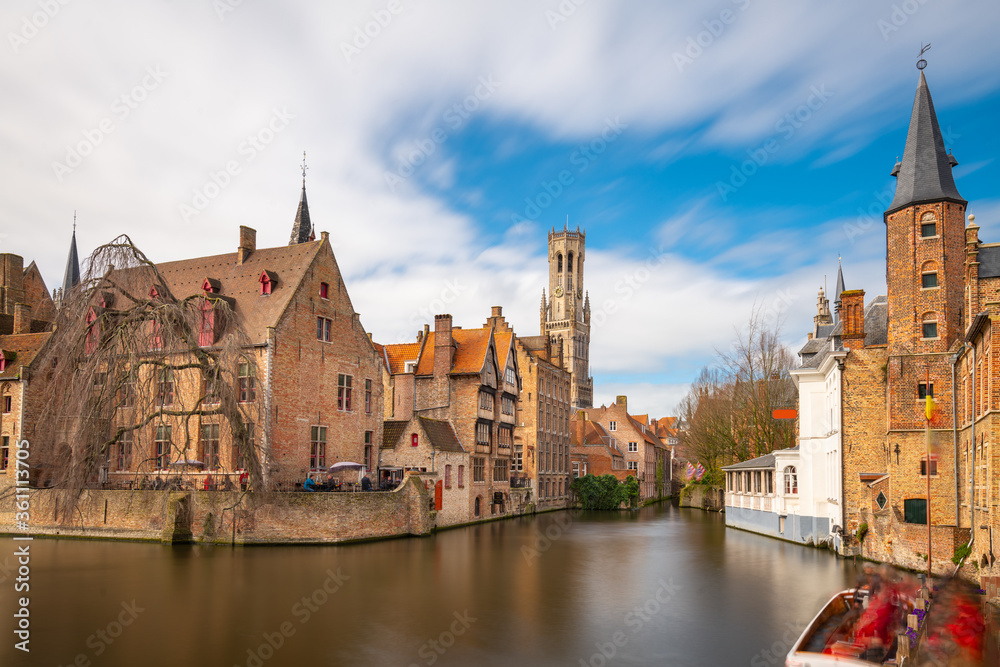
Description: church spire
xmin=833 ymin=257 xmax=845 ymax=320
xmin=289 ymin=151 xmax=314 ymax=245
xmin=62 ymin=212 xmax=80 ymax=293
xmin=886 ymin=57 xmax=965 ymax=214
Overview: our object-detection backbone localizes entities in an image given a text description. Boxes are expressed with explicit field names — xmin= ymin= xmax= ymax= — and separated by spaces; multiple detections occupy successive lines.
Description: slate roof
xmin=289 ymin=186 xmax=313 ymax=245
xmin=0 ymin=331 xmax=53 ymax=380
xmin=418 ymin=417 xmax=464 ymax=452
xmin=886 ymin=71 xmax=965 ymax=214
xmin=722 ymin=452 xmax=776 ymax=471
xmin=864 ymin=296 xmax=888 ymax=346
xmin=978 ymin=245 xmax=1000 ymax=279
xmin=62 ymin=229 xmax=80 ymax=293
xmin=152 ymin=241 xmax=325 ymax=345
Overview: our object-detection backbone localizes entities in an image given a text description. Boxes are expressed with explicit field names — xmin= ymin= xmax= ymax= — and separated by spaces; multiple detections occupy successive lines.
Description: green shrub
xmin=856 ymin=522 xmax=868 ymax=543
xmin=571 ymin=474 xmax=636 ymax=510
xmin=952 ymin=543 xmax=972 ymax=565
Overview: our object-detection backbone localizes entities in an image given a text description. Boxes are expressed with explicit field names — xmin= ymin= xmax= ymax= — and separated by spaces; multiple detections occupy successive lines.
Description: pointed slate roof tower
xmin=62 ymin=215 xmax=80 ymax=293
xmin=886 ymin=70 xmax=965 ymax=214
xmin=833 ymin=259 xmax=845 ymax=320
xmin=289 ymin=151 xmax=314 ymax=245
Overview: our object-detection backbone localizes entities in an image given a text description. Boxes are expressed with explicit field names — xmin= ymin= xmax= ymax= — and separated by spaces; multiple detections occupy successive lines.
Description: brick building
xmin=479 ymin=306 xmax=574 ymax=510
xmin=787 ymin=67 xmax=984 ymax=573
xmin=540 ymin=225 xmax=593 ymax=409
xmin=570 ymin=410 xmax=627 ymax=481
xmin=378 ymin=311 xmax=521 ymax=519
xmin=0 ymin=251 xmax=56 ymax=491
xmin=20 ymin=186 xmax=384 ymax=492
xmin=583 ymin=396 xmax=669 ymax=500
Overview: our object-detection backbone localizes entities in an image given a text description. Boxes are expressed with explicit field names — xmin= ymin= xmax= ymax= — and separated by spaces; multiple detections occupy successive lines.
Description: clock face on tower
xmin=554 ymin=286 xmax=564 ymax=297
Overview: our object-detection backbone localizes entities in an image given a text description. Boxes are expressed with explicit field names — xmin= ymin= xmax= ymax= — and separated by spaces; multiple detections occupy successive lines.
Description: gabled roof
xmin=382 ymin=420 xmax=408 ymax=448
xmin=494 ymin=332 xmax=513 ymax=371
xmin=413 ymin=329 xmax=494 ymax=376
xmin=382 ymin=342 xmax=421 ymax=374
xmin=886 ymin=71 xmax=965 ymax=214
xmin=418 ymin=417 xmax=464 ymax=452
xmin=0 ymin=331 xmax=53 ymax=380
xmin=154 ymin=240 xmax=325 ymax=344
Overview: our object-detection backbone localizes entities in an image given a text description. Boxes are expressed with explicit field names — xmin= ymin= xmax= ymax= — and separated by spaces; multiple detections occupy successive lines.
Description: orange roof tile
xmin=382 ymin=342 xmax=422 ymax=375
xmin=413 ymin=328 xmax=493 ymax=376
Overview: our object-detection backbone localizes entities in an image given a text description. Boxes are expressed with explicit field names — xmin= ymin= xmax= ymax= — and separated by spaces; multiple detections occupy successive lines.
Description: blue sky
xmin=3 ymin=1 xmax=1000 ymax=415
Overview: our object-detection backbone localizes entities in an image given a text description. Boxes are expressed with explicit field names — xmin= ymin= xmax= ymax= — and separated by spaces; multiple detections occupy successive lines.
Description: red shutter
xmin=435 ymin=480 xmax=443 ymax=511
xmin=411 ymin=434 xmax=418 ymax=447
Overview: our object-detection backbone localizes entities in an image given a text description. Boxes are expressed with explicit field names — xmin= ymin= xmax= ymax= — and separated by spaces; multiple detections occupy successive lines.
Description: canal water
xmin=2 ymin=504 xmax=856 ymax=667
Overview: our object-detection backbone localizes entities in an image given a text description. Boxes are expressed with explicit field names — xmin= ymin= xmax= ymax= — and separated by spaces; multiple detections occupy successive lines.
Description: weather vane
xmin=73 ymin=210 xmax=77 ymax=233
xmin=917 ymin=43 xmax=931 ymax=70
xmin=300 ymin=151 xmax=308 ymax=186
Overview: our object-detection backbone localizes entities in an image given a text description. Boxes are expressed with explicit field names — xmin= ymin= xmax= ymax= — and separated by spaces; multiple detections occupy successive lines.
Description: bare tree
xmin=17 ymin=235 xmax=264 ymax=512
xmin=677 ymin=302 xmax=796 ymax=478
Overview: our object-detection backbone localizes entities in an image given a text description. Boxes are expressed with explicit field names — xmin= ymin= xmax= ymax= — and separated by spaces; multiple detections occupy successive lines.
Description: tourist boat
xmin=785 ymin=587 xmax=915 ymax=666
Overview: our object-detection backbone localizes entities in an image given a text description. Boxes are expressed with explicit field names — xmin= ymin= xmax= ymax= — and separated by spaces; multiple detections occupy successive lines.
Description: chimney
xmin=491 ymin=306 xmax=502 ymax=318
xmin=13 ymin=303 xmax=31 ymax=334
xmin=434 ymin=314 xmax=454 ymax=377
xmin=238 ymin=226 xmax=256 ymax=265
xmin=0 ymin=254 xmax=25 ymax=315
xmin=616 ymin=395 xmax=627 ymax=411
xmin=840 ymin=290 xmax=866 ymax=347
xmin=321 ymin=231 xmax=329 ymax=243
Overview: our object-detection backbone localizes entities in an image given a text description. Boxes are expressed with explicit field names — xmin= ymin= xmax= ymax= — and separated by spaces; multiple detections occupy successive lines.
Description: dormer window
xmin=98 ymin=292 xmax=114 ymax=309
xmin=259 ymin=270 xmax=278 ymax=296
xmin=202 ymin=278 xmax=221 ymax=294
xmin=404 ymin=360 xmax=417 ymax=373
xmin=149 ymin=286 xmax=160 ymax=300
xmin=320 ymin=282 xmax=329 ymax=299
xmin=0 ymin=350 xmax=13 ymax=373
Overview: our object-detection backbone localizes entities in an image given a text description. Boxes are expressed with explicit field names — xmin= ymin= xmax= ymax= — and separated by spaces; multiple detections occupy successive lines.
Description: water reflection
xmin=1 ymin=504 xmax=855 ymax=666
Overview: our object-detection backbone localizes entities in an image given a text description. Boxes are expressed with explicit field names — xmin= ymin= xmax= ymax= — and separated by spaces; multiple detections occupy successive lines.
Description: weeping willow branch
xmin=25 ymin=235 xmax=267 ymax=515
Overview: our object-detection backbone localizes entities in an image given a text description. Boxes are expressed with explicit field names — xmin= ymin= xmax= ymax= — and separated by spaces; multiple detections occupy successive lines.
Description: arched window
xmin=568 ymin=252 xmax=574 ymax=272
xmin=474 ymin=496 xmax=481 ymax=517
xmin=921 ymin=312 xmax=938 ymax=339
xmin=557 ymin=253 xmax=563 ymax=273
xmin=920 ymin=260 xmax=938 ymax=289
xmin=920 ymin=212 xmax=937 ymax=238
xmin=783 ymin=466 xmax=798 ymax=495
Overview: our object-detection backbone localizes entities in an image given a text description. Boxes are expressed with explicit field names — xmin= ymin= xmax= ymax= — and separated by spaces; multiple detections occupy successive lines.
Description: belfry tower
xmin=540 ymin=223 xmax=593 ymax=408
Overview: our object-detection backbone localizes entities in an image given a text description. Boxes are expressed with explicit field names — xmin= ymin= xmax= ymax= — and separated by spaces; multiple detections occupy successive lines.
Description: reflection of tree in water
xmin=20 ymin=235 xmax=265 ymax=515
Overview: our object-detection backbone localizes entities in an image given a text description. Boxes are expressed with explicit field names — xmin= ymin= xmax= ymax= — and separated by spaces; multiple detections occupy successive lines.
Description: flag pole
xmin=925 ymin=369 xmax=933 ymax=581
